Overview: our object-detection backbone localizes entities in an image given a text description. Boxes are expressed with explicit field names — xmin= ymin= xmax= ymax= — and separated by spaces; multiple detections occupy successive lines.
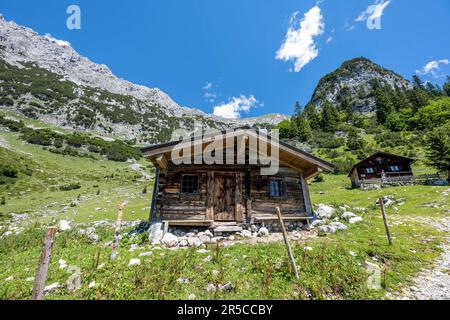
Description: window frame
xmin=180 ymin=174 xmax=199 ymax=194
xmin=388 ymin=165 xmax=400 ymax=172
xmin=365 ymin=167 xmax=375 ymax=174
xmin=268 ymin=177 xmax=286 ymax=198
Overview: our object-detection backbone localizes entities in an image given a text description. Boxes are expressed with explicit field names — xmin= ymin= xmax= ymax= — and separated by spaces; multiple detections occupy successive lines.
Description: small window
xmin=181 ymin=175 xmax=198 ymax=194
xmin=269 ymin=179 xmax=285 ymax=198
xmin=389 ymin=165 xmax=400 ymax=172
xmin=365 ymin=167 xmax=375 ymax=174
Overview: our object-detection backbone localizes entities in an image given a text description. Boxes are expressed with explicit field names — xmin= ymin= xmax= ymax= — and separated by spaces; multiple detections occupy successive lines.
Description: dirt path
xmin=395 ymin=217 xmax=450 ymax=300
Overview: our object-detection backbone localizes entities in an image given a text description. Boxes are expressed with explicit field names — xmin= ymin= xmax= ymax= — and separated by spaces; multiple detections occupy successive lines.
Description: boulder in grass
xmin=58 ymin=220 xmax=71 ymax=231
xmin=315 ymin=204 xmax=335 ymax=219
xmin=341 ymin=211 xmax=357 ymax=220
xmin=257 ymin=227 xmax=269 ymax=237
xmin=162 ymin=233 xmax=179 ymax=247
xmin=128 ymin=258 xmax=141 ymax=267
xmin=329 ymin=221 xmax=348 ymax=231
xmin=349 ymin=216 xmax=363 ymax=224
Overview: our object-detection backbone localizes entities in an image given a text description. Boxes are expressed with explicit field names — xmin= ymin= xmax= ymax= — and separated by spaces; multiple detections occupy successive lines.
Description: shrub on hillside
xmin=0 ymin=164 xmax=18 ymax=178
xmin=59 ymin=182 xmax=81 ymax=191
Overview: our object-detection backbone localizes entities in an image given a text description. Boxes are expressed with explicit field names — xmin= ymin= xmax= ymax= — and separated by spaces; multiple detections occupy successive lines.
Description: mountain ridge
xmin=0 ymin=16 xmax=288 ymax=143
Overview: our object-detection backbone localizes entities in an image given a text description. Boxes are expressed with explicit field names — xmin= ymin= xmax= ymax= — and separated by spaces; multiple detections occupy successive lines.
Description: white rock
xmin=257 ymin=227 xmax=269 ymax=237
xmin=58 ymin=220 xmax=71 ymax=231
xmin=330 ymin=221 xmax=348 ymax=231
xmin=196 ymin=249 xmax=209 ymax=254
xmin=349 ymin=217 xmax=363 ymax=224
xmin=178 ymin=239 xmax=189 ymax=247
xmin=44 ymin=282 xmax=60 ymax=294
xmin=97 ymin=263 xmax=105 ymax=270
xmin=58 ymin=259 xmax=67 ymax=269
xmin=128 ymin=258 xmax=141 ymax=267
xmin=205 ymin=283 xmax=217 ymax=293
xmin=187 ymin=237 xmax=204 ymax=247
xmin=5 ymin=276 xmax=14 ymax=281
xmin=240 ymin=230 xmax=253 ymax=238
xmin=212 ymin=269 xmax=220 ymax=276
xmin=139 ymin=251 xmax=153 ymax=257
xmin=303 ymin=246 xmax=313 ymax=251
xmin=349 ymin=251 xmax=357 ymax=257
xmin=26 ymin=277 xmax=34 ymax=282
xmin=218 ymin=282 xmax=233 ymax=292
xmin=319 ymin=225 xmax=336 ymax=234
xmin=88 ymin=281 xmax=96 ymax=288
xmin=316 ymin=204 xmax=335 ymax=219
xmin=148 ymin=222 xmax=164 ymax=244
xmin=162 ymin=233 xmax=179 ymax=247
xmin=341 ymin=211 xmax=357 ymax=220
xmin=204 ymin=230 xmax=214 ymax=238
xmin=176 ymin=278 xmax=190 ymax=284
xmin=87 ymin=233 xmax=99 ymax=242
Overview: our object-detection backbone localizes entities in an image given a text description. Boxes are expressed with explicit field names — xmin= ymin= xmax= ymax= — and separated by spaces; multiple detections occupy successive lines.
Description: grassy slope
xmin=0 ymin=129 xmax=153 ymax=223
xmin=1 ymin=159 xmax=448 ymax=299
xmin=1 ymin=115 xmax=449 ymax=299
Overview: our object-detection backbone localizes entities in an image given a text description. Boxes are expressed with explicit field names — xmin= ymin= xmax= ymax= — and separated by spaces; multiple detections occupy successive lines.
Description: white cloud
xmin=355 ymin=0 xmax=390 ymax=23
xmin=326 ymin=36 xmax=333 ymax=44
xmin=276 ymin=6 xmax=325 ymax=72
xmin=213 ymin=95 xmax=261 ymax=119
xmin=202 ymin=82 xmax=217 ymax=102
xmin=416 ymin=59 xmax=450 ymax=77
xmin=203 ymin=82 xmax=213 ymax=90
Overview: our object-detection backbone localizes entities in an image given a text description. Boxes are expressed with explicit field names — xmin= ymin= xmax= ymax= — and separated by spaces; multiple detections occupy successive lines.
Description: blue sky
xmin=1 ymin=0 xmax=449 ymax=118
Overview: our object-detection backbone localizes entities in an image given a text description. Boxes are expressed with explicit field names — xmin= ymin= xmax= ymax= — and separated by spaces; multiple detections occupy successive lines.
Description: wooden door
xmin=213 ymin=174 xmax=236 ymax=221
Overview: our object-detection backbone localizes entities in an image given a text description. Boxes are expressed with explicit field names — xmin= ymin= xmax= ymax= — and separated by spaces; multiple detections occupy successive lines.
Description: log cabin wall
xmin=249 ymin=166 xmax=307 ymax=222
xmin=154 ymin=163 xmax=309 ymax=225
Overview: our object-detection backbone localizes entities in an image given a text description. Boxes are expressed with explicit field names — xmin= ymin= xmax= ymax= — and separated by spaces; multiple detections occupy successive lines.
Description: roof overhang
xmin=141 ymin=128 xmax=334 ymax=179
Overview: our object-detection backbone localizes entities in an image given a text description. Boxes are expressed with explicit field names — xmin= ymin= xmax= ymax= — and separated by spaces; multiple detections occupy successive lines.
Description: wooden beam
xmin=31 ymin=227 xmax=57 ymax=300
xmin=149 ymin=166 xmax=160 ymax=223
xmin=275 ymin=207 xmax=299 ymax=279
xmin=235 ymin=172 xmax=244 ymax=223
xmin=162 ymin=220 xmax=213 ymax=227
xmin=300 ymin=172 xmax=312 ymax=215
xmin=155 ymin=154 xmax=168 ymax=169
xmin=110 ymin=202 xmax=126 ymax=261
xmin=206 ymin=171 xmax=214 ymax=220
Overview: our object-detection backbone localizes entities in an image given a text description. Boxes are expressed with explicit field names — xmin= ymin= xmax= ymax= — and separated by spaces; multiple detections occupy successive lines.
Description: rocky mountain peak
xmin=309 ymin=57 xmax=412 ymax=113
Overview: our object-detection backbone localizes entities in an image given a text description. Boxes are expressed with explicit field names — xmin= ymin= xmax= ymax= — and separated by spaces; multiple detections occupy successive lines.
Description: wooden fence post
xmin=275 ymin=207 xmax=299 ymax=279
xmin=31 ymin=226 xmax=57 ymax=300
xmin=110 ymin=202 xmax=126 ymax=260
xmin=379 ymin=197 xmax=393 ymax=245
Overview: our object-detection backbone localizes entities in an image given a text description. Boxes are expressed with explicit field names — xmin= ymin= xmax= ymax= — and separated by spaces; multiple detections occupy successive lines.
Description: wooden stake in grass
xmin=379 ymin=197 xmax=393 ymax=245
xmin=31 ymin=226 xmax=57 ymax=300
xmin=110 ymin=202 xmax=126 ymax=261
xmin=275 ymin=207 xmax=299 ymax=279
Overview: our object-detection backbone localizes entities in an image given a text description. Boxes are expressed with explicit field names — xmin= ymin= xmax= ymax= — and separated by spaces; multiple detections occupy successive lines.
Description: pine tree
xmin=303 ymin=103 xmax=320 ymax=130
xmin=443 ymin=76 xmax=450 ymax=96
xmin=375 ymin=86 xmax=394 ymax=124
xmin=292 ymin=113 xmax=312 ymax=142
xmin=320 ymin=102 xmax=340 ymax=132
xmin=346 ymin=128 xmax=365 ymax=151
xmin=412 ymin=75 xmax=425 ymax=89
xmin=392 ymin=86 xmax=410 ymax=111
xmin=425 ymin=123 xmax=450 ymax=181
xmin=294 ymin=101 xmax=303 ymax=115
xmin=425 ymin=82 xmax=440 ymax=97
